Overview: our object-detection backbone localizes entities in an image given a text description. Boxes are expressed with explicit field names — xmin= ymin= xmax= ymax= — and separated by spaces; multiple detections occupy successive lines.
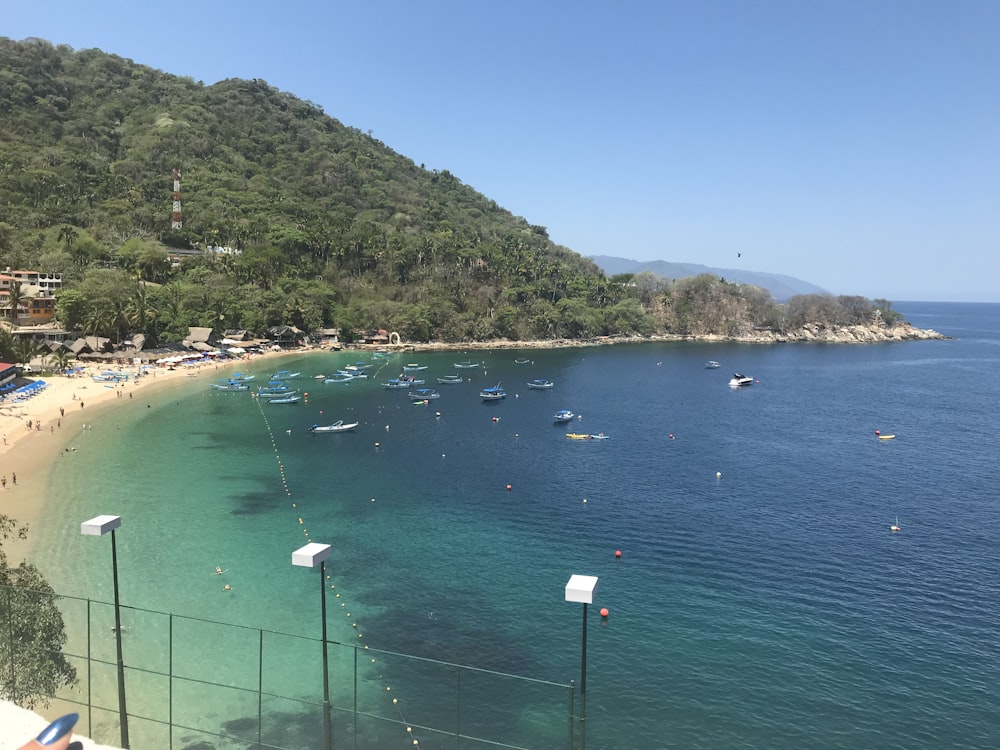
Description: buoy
xmin=615 ymin=550 xmax=622 ymax=559
xmin=716 ymin=471 xmax=722 ymax=478
xmin=374 ymin=442 xmax=380 ymax=448
xmin=875 ymin=430 xmax=881 ymax=435
xmin=582 ymin=498 xmax=588 ymax=504
xmin=600 ymin=607 xmax=609 ymax=618
xmin=668 ymin=433 xmax=674 ymax=440
xmin=506 ymin=484 xmax=512 ymax=491
xmin=492 ymin=416 xmax=499 ymax=422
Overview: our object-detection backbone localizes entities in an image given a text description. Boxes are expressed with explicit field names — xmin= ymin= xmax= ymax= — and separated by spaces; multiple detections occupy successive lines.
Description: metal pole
xmin=580 ymin=602 xmax=588 ymax=750
xmin=110 ymin=529 xmax=130 ymax=749
xmin=320 ymin=560 xmax=332 ymax=750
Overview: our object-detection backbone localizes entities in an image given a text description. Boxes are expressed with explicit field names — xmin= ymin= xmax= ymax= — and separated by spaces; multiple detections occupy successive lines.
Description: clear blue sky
xmin=7 ymin=1 xmax=999 ymax=301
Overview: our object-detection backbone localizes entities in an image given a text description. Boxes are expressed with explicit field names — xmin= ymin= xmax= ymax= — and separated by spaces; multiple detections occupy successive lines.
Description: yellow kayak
xmin=566 ymin=433 xmax=592 ymax=440
xmin=878 ymin=434 xmax=896 ymax=440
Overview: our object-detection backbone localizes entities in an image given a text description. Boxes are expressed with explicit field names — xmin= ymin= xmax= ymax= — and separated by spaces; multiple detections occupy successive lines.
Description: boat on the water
xmin=309 ymin=420 xmax=359 ymax=433
xmin=230 ymin=372 xmax=256 ymax=381
xmin=338 ymin=370 xmax=368 ymax=379
xmin=705 ymin=361 xmax=721 ymax=369
xmin=409 ymin=388 xmax=440 ymax=400
xmin=514 ymin=358 xmax=531 ymax=364
xmin=270 ymin=370 xmax=301 ymax=380
xmin=437 ymin=375 xmax=464 ymax=384
xmin=553 ymin=409 xmax=575 ymax=423
xmin=403 ymin=363 xmax=428 ymax=372
xmin=566 ymin=433 xmax=592 ymax=440
xmin=265 ymin=395 xmax=302 ymax=404
xmin=527 ymin=379 xmax=554 ymax=390
xmin=258 ymin=382 xmax=292 ymax=394
xmin=324 ymin=374 xmax=354 ymax=383
xmin=385 ymin=375 xmax=425 ymax=389
xmin=258 ymin=389 xmax=299 ymax=399
xmin=729 ymin=372 xmax=754 ymax=387
xmin=211 ymin=381 xmax=250 ymax=391
xmin=454 ymin=360 xmax=479 ymax=369
xmin=480 ymin=384 xmax=506 ymax=401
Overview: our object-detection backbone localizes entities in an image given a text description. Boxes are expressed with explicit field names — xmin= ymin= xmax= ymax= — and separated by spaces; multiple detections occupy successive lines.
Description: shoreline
xmin=0 ymin=349 xmax=305 ymax=563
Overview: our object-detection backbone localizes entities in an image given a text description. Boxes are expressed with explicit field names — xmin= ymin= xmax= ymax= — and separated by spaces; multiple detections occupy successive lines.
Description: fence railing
xmin=2 ymin=585 xmax=577 ymax=749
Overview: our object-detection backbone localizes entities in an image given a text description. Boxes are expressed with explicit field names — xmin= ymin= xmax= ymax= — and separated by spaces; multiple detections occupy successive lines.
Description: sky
xmin=6 ymin=1 xmax=999 ymax=301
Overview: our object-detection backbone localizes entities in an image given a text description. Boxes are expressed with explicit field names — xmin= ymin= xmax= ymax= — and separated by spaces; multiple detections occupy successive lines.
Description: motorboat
xmin=309 ymin=420 xmax=359 ymax=433
xmin=403 ymin=363 xmax=428 ymax=371
xmin=527 ymin=379 xmax=554 ymax=389
xmin=437 ymin=375 xmax=464 ymax=384
xmin=553 ymin=409 xmax=575 ymax=423
xmin=211 ymin=381 xmax=249 ymax=391
xmin=409 ymin=388 xmax=440 ymax=400
xmin=705 ymin=361 xmax=721 ymax=369
xmin=729 ymin=372 xmax=754 ymax=387
xmin=258 ymin=389 xmax=299 ymax=399
xmin=514 ymin=358 xmax=531 ymax=364
xmin=454 ymin=360 xmax=480 ymax=369
xmin=324 ymin=374 xmax=354 ymax=383
xmin=270 ymin=370 xmax=301 ymax=380
xmin=480 ymin=384 xmax=506 ymax=401
xmin=230 ymin=372 xmax=256 ymax=381
xmin=385 ymin=375 xmax=425 ymax=389
xmin=265 ymin=395 xmax=302 ymax=404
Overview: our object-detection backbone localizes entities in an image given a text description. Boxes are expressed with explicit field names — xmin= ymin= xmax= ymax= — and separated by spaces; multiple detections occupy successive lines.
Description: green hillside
xmin=0 ymin=38 xmax=900 ymax=345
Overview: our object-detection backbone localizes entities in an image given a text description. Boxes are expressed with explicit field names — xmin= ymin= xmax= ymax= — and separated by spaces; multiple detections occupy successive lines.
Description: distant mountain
xmin=589 ymin=255 xmax=828 ymax=301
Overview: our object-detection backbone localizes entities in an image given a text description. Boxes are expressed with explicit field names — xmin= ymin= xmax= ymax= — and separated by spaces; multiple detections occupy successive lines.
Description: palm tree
xmin=12 ymin=337 xmax=40 ymax=368
xmin=3 ymin=282 xmax=30 ymax=324
xmin=48 ymin=347 xmax=73 ymax=373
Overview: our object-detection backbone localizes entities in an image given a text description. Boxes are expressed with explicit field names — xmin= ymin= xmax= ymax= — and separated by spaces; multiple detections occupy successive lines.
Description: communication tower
xmin=171 ymin=169 xmax=183 ymax=229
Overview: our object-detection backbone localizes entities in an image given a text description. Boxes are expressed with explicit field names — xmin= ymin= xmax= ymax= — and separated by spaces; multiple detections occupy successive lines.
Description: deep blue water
xmin=37 ymin=302 xmax=1000 ymax=749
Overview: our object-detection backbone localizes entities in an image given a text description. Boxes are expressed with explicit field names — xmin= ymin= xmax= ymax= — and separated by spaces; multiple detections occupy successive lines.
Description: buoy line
xmin=254 ymin=395 xmax=423 ymax=746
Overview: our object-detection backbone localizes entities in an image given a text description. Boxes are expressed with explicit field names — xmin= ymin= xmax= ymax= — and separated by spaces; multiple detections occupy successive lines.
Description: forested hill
xmin=0 ymin=38 xmax=909 ymax=345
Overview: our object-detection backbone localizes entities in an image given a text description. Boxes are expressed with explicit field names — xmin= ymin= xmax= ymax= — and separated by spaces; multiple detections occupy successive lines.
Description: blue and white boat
xmin=309 ymin=420 xmax=359 ymax=433
xmin=270 ymin=370 xmax=301 ymax=380
xmin=553 ymin=409 xmax=575 ymax=423
xmin=384 ymin=375 xmax=425 ymax=389
xmin=437 ymin=374 xmax=464 ymax=384
xmin=454 ymin=360 xmax=480 ymax=369
xmin=705 ymin=361 xmax=721 ymax=369
xmin=258 ymin=389 xmax=299 ymax=399
xmin=211 ymin=381 xmax=249 ymax=391
xmin=258 ymin=382 xmax=292 ymax=394
xmin=403 ymin=363 xmax=428 ymax=372
xmin=729 ymin=372 xmax=754 ymax=387
xmin=527 ymin=378 xmax=554 ymax=390
xmin=230 ymin=372 xmax=256 ymax=381
xmin=480 ymin=384 xmax=506 ymax=401
xmin=324 ymin=374 xmax=354 ymax=383
xmin=265 ymin=395 xmax=302 ymax=404
xmin=409 ymin=388 xmax=440 ymax=400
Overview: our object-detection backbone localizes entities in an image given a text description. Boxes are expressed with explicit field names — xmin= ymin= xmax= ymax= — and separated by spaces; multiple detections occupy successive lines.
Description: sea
xmin=32 ymin=301 xmax=1000 ymax=750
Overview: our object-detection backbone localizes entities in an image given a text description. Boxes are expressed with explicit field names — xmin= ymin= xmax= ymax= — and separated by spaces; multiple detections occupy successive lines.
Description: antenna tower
xmin=171 ymin=168 xmax=183 ymax=229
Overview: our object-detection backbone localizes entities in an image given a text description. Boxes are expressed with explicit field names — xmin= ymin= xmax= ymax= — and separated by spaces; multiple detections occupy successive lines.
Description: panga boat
xmin=211 ymin=381 xmax=250 ymax=391
xmin=480 ymin=384 xmax=506 ymax=401
xmin=270 ymin=370 xmax=301 ymax=380
xmin=265 ymin=395 xmax=302 ymax=404
xmin=324 ymin=374 xmax=354 ymax=383
xmin=437 ymin=374 xmax=464 ymax=384
xmin=385 ymin=375 xmax=425 ymax=389
xmin=258 ymin=389 xmax=299 ymax=399
xmin=527 ymin=379 xmax=555 ymax=389
xmin=454 ymin=360 xmax=480 ymax=369
xmin=729 ymin=372 xmax=754 ymax=387
xmin=309 ymin=420 xmax=359 ymax=433
xmin=705 ymin=361 xmax=721 ymax=369
xmin=514 ymin=358 xmax=531 ymax=364
xmin=553 ymin=409 xmax=575 ymax=423
xmin=403 ymin=363 xmax=428 ymax=371
xmin=409 ymin=388 xmax=440 ymax=400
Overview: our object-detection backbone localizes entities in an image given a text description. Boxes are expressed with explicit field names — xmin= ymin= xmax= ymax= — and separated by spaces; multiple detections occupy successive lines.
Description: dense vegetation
xmin=0 ymin=37 xmax=902 ymax=347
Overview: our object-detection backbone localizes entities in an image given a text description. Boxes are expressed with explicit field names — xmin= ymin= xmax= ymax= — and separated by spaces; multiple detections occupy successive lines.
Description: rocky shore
xmin=363 ymin=322 xmax=949 ymax=353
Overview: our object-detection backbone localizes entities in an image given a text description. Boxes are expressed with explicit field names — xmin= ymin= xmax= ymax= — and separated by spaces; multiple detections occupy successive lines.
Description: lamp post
xmin=293 ymin=542 xmax=333 ymax=750
xmin=565 ymin=574 xmax=598 ymax=750
xmin=81 ymin=514 xmax=129 ymax=749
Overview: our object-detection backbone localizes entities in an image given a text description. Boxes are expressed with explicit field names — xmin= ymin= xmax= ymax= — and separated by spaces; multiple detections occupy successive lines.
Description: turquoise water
xmin=35 ymin=302 xmax=1000 ymax=749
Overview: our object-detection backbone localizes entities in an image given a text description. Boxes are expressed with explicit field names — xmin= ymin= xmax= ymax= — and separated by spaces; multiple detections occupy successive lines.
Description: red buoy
xmin=668 ymin=433 xmax=675 ymax=440
xmin=506 ymin=484 xmax=512 ymax=491
xmin=615 ymin=550 xmax=622 ymax=559
xmin=600 ymin=608 xmax=609 ymax=618
xmin=875 ymin=430 xmax=881 ymax=435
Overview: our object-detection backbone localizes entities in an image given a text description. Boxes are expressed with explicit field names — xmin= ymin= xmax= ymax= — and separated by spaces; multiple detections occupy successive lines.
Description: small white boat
xmin=437 ymin=375 xmax=464 ymax=384
xmin=309 ymin=420 xmax=359 ymax=433
xmin=211 ymin=381 xmax=249 ymax=391
xmin=259 ymin=389 xmax=299 ymax=399
xmin=553 ymin=409 xmax=575 ymax=423
xmin=527 ymin=379 xmax=554 ymax=389
xmin=270 ymin=370 xmax=301 ymax=380
xmin=409 ymin=388 xmax=441 ymax=400
xmin=454 ymin=360 xmax=480 ymax=369
xmin=729 ymin=372 xmax=753 ymax=387
xmin=890 ymin=516 xmax=901 ymax=532
xmin=514 ymin=358 xmax=531 ymax=365
xmin=265 ymin=395 xmax=302 ymax=404
xmin=403 ymin=363 xmax=428 ymax=372
xmin=705 ymin=361 xmax=721 ymax=369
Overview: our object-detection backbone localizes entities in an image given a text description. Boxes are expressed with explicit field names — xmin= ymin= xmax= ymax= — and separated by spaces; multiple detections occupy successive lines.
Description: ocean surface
xmin=34 ymin=301 xmax=1000 ymax=749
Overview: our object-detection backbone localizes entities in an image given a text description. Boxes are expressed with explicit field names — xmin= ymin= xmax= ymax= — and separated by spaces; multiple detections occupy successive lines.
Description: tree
xmin=0 ymin=515 xmax=77 ymax=709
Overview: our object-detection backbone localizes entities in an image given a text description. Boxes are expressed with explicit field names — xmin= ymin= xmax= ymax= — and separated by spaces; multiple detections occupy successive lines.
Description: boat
xmin=514 ymin=358 xmax=531 ymax=364
xmin=705 ymin=361 xmax=721 ymax=369
xmin=729 ymin=372 xmax=754 ymax=387
xmin=385 ymin=375 xmax=425 ymax=389
xmin=890 ymin=516 xmax=901 ymax=532
xmin=553 ymin=409 xmax=575 ymax=423
xmin=270 ymin=370 xmax=301 ymax=380
xmin=877 ymin=434 xmax=896 ymax=440
xmin=230 ymin=372 xmax=256 ymax=381
xmin=527 ymin=379 xmax=555 ymax=390
xmin=211 ymin=382 xmax=250 ymax=391
xmin=589 ymin=433 xmax=610 ymax=440
xmin=437 ymin=375 xmax=464 ymax=384
xmin=309 ymin=420 xmax=359 ymax=433
xmin=409 ymin=388 xmax=441 ymax=400
xmin=258 ymin=389 xmax=299 ymax=399
xmin=324 ymin=374 xmax=354 ymax=383
xmin=454 ymin=360 xmax=480 ymax=369
xmin=403 ymin=363 xmax=428 ymax=372
xmin=258 ymin=382 xmax=292 ymax=394
xmin=338 ymin=370 xmax=368 ymax=379
xmin=480 ymin=384 xmax=506 ymax=401
xmin=566 ymin=433 xmax=592 ymax=440
xmin=265 ymin=395 xmax=302 ymax=404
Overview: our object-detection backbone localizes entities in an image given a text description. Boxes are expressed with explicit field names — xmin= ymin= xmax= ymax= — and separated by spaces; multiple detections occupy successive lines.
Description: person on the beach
xmin=2 ymin=476 xmax=6 ymax=489
xmin=11 ymin=473 xmax=16 ymax=485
